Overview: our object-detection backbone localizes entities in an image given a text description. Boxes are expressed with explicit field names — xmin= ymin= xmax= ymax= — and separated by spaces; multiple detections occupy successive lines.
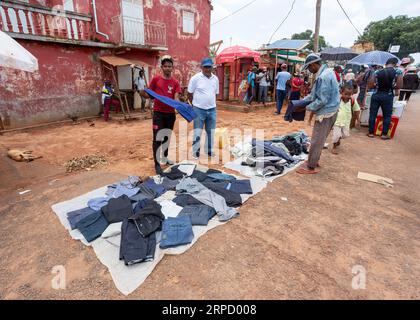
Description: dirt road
xmin=0 ymin=96 xmax=419 ymax=299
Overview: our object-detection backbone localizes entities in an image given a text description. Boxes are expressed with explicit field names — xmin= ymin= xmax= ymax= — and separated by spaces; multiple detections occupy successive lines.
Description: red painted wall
xmin=0 ymin=0 xmax=212 ymax=128
xmin=0 ymin=40 xmax=109 ymax=128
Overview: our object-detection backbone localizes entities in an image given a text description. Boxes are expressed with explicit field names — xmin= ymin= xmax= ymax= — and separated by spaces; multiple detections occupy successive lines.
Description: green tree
xmin=356 ymin=15 xmax=420 ymax=58
xmin=291 ymin=29 xmax=329 ymax=51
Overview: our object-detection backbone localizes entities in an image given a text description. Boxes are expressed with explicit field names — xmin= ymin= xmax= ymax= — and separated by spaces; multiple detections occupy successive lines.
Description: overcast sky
xmin=210 ymin=0 xmax=420 ymax=61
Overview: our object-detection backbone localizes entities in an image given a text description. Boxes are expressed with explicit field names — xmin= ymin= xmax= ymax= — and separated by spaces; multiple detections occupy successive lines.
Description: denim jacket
xmin=303 ymin=64 xmax=340 ymax=116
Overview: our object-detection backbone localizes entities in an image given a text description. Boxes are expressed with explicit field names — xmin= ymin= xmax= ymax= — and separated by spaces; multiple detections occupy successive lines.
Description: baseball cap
xmin=201 ymin=57 xmax=213 ymax=67
xmin=302 ymin=53 xmax=322 ymax=71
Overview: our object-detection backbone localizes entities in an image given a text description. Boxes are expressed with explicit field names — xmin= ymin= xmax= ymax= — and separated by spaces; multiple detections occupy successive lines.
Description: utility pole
xmin=314 ymin=0 xmax=322 ymax=53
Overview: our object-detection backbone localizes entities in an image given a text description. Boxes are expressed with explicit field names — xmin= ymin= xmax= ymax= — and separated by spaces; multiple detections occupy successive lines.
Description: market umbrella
xmin=320 ymin=47 xmax=358 ymax=61
xmin=216 ymin=45 xmax=261 ymax=64
xmin=0 ymin=30 xmax=38 ymax=72
xmin=348 ymin=50 xmax=400 ymax=66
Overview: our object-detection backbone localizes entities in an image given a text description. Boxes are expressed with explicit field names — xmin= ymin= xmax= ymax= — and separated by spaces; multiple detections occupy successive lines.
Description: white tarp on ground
xmin=51 ymin=170 xmax=267 ymax=295
xmin=0 ymin=30 xmax=38 ymax=72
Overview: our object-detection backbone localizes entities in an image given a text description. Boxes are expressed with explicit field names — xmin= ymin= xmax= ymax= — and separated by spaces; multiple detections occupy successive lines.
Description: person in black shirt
xmin=367 ymin=58 xmax=403 ymax=140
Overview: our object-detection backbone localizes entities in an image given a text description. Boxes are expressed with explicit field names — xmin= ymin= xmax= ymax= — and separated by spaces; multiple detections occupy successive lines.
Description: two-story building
xmin=0 ymin=0 xmax=212 ymax=129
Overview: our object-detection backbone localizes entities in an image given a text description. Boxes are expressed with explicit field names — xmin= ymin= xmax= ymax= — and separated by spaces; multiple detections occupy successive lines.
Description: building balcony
xmin=0 ymin=0 xmax=167 ymax=50
xmin=0 ymin=0 xmax=93 ymax=43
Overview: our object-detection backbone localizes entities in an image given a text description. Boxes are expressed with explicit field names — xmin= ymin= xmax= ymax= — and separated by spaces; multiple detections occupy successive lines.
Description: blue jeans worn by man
xmin=369 ymin=92 xmax=394 ymax=136
xmin=258 ymin=86 xmax=268 ymax=104
xmin=276 ymin=90 xmax=287 ymax=114
xmin=193 ymin=106 xmax=217 ymax=157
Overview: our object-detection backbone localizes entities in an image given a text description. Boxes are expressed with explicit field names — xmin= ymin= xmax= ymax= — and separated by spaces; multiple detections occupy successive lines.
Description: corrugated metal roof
xmin=265 ymin=39 xmax=310 ymax=51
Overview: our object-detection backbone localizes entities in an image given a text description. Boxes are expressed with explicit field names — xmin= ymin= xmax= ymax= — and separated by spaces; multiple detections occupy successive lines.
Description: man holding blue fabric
xmin=142 ymin=55 xmax=181 ymax=174
xmin=296 ymin=54 xmax=340 ymax=175
xmin=188 ymin=58 xmax=220 ymax=159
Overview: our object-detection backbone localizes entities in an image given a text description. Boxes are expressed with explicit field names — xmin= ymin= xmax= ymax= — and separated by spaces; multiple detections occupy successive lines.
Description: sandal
xmin=297 ymin=165 xmax=319 ymax=175
xmin=367 ymin=133 xmax=374 ymax=138
xmin=381 ymin=135 xmax=391 ymax=140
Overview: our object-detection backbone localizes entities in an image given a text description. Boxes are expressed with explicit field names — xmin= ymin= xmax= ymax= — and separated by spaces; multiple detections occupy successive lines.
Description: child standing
xmin=331 ymin=84 xmax=361 ymax=155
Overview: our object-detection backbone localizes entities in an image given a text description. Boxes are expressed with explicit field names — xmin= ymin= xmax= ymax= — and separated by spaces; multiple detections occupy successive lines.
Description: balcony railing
xmin=122 ymin=18 xmax=167 ymax=48
xmin=144 ymin=20 xmax=166 ymax=47
xmin=0 ymin=0 xmax=92 ymax=41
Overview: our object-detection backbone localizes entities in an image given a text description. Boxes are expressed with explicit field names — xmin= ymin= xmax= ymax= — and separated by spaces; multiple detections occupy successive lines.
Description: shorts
xmin=332 ymin=126 xmax=350 ymax=143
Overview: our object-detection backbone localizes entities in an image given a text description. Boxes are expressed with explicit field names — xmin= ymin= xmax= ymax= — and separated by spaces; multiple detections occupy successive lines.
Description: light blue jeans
xmin=192 ymin=107 xmax=217 ymax=156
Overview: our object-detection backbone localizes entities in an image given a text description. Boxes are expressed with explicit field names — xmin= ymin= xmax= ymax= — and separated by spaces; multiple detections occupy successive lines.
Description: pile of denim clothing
xmin=238 ymin=131 xmax=310 ymax=178
xmin=65 ymin=166 xmax=254 ymax=266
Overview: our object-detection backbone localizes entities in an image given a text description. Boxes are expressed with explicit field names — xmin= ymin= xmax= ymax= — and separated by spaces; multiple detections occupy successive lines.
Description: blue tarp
xmin=145 ymin=88 xmax=197 ymax=122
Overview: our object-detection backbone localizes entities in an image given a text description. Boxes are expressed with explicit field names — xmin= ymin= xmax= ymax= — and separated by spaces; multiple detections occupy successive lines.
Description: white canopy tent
xmin=0 ymin=30 xmax=38 ymax=72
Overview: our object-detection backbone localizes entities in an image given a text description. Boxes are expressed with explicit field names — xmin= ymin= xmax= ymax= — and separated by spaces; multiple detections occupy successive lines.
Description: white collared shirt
xmin=188 ymin=72 xmax=219 ymax=110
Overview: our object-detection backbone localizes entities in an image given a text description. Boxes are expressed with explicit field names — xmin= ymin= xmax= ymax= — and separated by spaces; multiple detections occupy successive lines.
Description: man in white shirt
xmin=188 ymin=57 xmax=220 ymax=159
xmin=134 ymin=68 xmax=147 ymax=112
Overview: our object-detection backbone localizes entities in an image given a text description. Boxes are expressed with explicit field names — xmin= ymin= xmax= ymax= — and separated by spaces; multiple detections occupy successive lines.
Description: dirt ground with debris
xmin=0 ymin=96 xmax=419 ymax=300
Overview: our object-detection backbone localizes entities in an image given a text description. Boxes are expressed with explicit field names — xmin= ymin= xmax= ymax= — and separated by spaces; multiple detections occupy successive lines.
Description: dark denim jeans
xmin=75 ymin=211 xmax=109 ymax=243
xmin=276 ymin=90 xmax=287 ymax=114
xmin=369 ymin=92 xmax=394 ymax=135
xmin=159 ymin=216 xmax=194 ymax=249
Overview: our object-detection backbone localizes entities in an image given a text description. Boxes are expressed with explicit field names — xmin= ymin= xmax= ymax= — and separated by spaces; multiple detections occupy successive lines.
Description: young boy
xmin=331 ymin=84 xmax=361 ymax=154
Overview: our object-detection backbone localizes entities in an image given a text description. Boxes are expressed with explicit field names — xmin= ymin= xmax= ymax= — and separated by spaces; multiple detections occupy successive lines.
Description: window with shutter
xmin=182 ymin=11 xmax=195 ymax=34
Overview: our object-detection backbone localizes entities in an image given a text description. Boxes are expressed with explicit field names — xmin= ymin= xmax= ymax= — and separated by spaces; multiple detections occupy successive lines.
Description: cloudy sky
xmin=210 ymin=0 xmax=420 ymax=60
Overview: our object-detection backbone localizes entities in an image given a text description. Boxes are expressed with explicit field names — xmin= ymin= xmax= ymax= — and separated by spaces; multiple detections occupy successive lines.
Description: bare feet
xmin=331 ymin=148 xmax=339 ymax=155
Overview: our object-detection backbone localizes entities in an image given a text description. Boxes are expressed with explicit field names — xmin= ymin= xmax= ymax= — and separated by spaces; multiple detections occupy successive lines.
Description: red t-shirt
xmin=149 ymin=75 xmax=181 ymax=113
xmin=291 ymin=78 xmax=303 ymax=92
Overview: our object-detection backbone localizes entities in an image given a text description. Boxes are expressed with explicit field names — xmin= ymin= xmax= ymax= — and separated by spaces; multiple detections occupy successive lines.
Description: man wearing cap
xmin=296 ymin=53 xmax=340 ymax=175
xmin=188 ymin=57 xmax=220 ymax=159
xmin=275 ymin=64 xmax=291 ymax=115
xmin=142 ymin=55 xmax=181 ymax=174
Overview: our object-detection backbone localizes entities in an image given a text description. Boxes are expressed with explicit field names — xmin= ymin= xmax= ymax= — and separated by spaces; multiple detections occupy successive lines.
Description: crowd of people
xmin=100 ymin=52 xmax=418 ymax=176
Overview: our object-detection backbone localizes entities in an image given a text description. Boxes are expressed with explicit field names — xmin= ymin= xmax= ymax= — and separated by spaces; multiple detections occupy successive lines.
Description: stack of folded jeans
xmin=75 ymin=210 xmax=109 ymax=243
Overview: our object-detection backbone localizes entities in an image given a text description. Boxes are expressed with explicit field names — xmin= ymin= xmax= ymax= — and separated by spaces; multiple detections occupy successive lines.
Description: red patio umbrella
xmin=216 ymin=45 xmax=261 ymax=64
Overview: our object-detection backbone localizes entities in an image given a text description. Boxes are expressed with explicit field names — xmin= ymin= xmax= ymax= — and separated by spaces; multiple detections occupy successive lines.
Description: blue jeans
xmin=159 ymin=216 xmax=194 ymax=249
xmin=193 ymin=107 xmax=217 ymax=156
xmin=276 ymin=90 xmax=287 ymax=114
xmin=258 ymin=86 xmax=268 ymax=103
xmin=369 ymin=92 xmax=394 ymax=135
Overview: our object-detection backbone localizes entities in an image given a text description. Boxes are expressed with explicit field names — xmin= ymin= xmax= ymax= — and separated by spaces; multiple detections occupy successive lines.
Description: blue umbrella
xmin=348 ymin=50 xmax=400 ymax=66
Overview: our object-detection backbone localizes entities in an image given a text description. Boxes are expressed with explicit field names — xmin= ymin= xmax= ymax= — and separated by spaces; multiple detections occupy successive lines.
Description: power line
xmin=267 ymin=0 xmax=297 ymax=45
xmin=336 ymin=0 xmax=363 ymax=37
xmin=211 ymin=0 xmax=258 ymax=26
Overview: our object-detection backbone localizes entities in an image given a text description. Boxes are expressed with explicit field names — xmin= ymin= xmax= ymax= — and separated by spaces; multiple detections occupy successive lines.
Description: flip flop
xmin=304 ymin=161 xmax=321 ymax=168
xmin=297 ymin=166 xmax=319 ymax=175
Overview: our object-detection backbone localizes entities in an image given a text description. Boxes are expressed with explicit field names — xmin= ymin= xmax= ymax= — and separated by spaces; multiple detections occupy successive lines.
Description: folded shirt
xmin=101 ymin=195 xmax=134 ymax=223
